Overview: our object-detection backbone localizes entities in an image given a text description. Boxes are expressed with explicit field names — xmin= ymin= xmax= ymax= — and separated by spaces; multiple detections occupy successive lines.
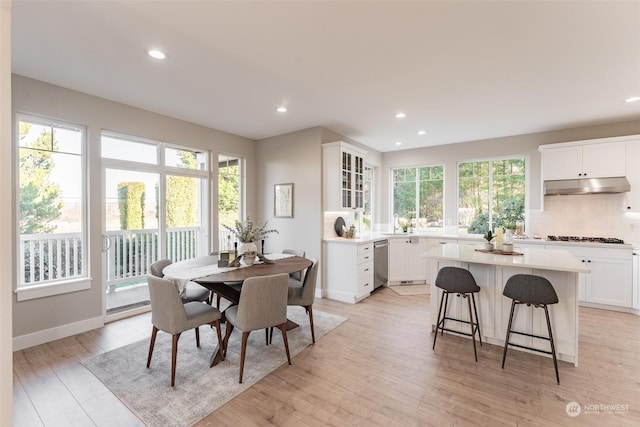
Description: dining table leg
xmin=209 ymin=346 xmax=223 ymax=367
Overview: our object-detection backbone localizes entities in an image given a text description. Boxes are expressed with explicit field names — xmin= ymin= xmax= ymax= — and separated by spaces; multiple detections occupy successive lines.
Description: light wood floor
xmin=13 ymin=287 xmax=640 ymax=426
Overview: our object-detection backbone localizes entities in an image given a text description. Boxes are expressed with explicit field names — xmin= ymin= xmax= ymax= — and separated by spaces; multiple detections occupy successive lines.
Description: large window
xmin=218 ymin=154 xmax=242 ymax=251
xmin=458 ymin=157 xmax=526 ymax=234
xmin=392 ymin=165 xmax=444 ymax=232
xmin=17 ymin=115 xmax=86 ymax=293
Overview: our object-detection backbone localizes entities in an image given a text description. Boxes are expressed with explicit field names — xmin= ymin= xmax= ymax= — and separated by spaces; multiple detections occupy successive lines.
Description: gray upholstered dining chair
xmin=284 ymin=257 xmax=319 ymax=343
xmin=223 ymin=273 xmax=291 ymax=383
xmin=282 ymin=249 xmax=306 ymax=283
xmin=146 ymin=275 xmax=224 ymax=386
xmin=149 ymin=258 xmax=211 ymax=304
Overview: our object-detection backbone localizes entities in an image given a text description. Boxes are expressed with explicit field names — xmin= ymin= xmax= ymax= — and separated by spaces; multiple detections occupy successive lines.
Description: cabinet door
xmin=542 ymin=146 xmax=582 ymax=180
xmin=585 ymin=257 xmax=632 ymax=307
xmin=388 ymin=239 xmax=407 ymax=282
xmin=582 ymin=142 xmax=626 ymax=178
xmin=353 ymin=154 xmax=364 ymax=209
xmin=624 ymin=140 xmax=640 ymax=212
xmin=341 ymin=150 xmax=353 ymax=208
xmin=406 ymin=238 xmax=428 ymax=280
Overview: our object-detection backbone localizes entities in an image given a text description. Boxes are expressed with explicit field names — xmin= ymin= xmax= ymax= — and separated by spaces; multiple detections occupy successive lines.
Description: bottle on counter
xmin=495 ymin=227 xmax=504 ymax=251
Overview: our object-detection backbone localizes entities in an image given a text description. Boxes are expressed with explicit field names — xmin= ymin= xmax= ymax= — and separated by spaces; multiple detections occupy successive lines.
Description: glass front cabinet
xmin=323 ymin=141 xmax=367 ymax=211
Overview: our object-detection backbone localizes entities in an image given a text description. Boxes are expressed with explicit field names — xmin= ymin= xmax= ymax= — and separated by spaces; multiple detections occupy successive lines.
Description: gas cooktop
xmin=546 ymin=235 xmax=625 ymax=244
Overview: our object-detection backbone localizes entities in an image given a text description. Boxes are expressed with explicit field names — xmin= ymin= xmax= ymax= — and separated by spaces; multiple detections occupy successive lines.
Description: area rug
xmin=82 ymin=308 xmax=346 ymax=426
xmin=388 ymin=284 xmax=430 ymax=296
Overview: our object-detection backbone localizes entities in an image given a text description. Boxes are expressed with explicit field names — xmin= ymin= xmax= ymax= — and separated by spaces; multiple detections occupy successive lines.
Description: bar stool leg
xmin=441 ymin=292 xmax=450 ymax=337
xmin=471 ymin=293 xmax=482 ymax=345
xmin=433 ymin=290 xmax=447 ymax=350
xmin=544 ymin=305 xmax=560 ymax=384
xmin=502 ymin=300 xmax=517 ymax=369
xmin=466 ymin=294 xmax=478 ymax=362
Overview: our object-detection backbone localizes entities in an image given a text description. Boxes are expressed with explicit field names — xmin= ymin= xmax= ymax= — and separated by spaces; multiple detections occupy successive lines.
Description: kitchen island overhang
xmin=422 ymin=244 xmax=590 ymax=366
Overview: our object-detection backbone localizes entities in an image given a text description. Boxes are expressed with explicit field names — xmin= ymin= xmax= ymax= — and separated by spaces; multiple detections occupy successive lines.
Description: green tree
xmin=18 ymin=123 xmax=63 ymax=234
xmin=166 ymin=151 xmax=198 ymax=227
xmin=218 ymin=162 xmax=239 ymax=227
xmin=118 ymin=182 xmax=145 ymax=230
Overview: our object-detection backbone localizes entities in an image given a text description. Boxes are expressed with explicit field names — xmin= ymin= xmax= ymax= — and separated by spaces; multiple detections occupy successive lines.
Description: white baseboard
xmin=13 ymin=316 xmax=104 ymax=351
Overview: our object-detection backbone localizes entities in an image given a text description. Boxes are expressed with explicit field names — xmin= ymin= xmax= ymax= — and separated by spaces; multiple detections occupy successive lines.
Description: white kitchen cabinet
xmin=624 ymin=140 xmax=640 ymax=212
xmin=561 ymin=245 xmax=633 ymax=308
xmin=323 ymin=241 xmax=373 ymax=303
xmin=322 ymin=141 xmax=366 ymax=211
xmin=541 ymin=141 xmax=626 ymax=181
xmin=388 ymin=236 xmax=427 ymax=284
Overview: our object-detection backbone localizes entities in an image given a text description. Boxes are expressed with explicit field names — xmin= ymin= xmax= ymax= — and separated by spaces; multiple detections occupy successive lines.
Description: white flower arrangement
xmin=224 ymin=216 xmax=279 ymax=244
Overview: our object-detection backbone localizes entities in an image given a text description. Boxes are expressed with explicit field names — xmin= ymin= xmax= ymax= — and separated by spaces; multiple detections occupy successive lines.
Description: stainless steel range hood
xmin=544 ymin=177 xmax=630 ymax=195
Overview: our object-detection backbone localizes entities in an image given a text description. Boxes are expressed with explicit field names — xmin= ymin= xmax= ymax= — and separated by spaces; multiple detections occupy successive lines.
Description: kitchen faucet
xmin=393 ymin=213 xmax=399 ymax=233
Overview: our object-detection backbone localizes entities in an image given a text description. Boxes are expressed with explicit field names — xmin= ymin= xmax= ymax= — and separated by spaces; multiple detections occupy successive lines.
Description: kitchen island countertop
xmin=422 ymin=243 xmax=591 ymax=273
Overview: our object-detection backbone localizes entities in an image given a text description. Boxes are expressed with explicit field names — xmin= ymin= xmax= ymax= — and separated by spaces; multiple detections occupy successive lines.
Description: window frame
xmin=390 ymin=164 xmax=445 ymax=232
xmin=456 ymin=155 xmax=528 ymax=235
xmin=15 ymin=113 xmax=90 ymax=301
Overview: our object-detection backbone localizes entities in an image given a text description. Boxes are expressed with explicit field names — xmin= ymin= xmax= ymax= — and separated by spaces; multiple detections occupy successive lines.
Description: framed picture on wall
xmin=274 ymin=183 xmax=293 ymax=218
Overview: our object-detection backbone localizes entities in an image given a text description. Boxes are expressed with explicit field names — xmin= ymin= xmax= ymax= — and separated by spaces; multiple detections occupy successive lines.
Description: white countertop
xmin=324 ymin=232 xmax=633 ymax=250
xmin=421 ymin=243 xmax=591 ymax=273
xmin=323 ymin=231 xmax=487 ymax=244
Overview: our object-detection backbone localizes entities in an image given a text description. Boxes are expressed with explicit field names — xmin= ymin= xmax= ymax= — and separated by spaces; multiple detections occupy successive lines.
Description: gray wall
xmin=255 ymin=127 xmax=324 ymax=260
xmin=12 ymin=75 xmax=256 ymax=339
xmin=255 ymin=126 xmax=383 ymax=291
xmin=381 ymin=119 xmax=640 ymax=227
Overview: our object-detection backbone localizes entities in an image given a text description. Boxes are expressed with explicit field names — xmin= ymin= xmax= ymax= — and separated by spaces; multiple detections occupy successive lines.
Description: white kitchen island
xmin=422 ymin=243 xmax=591 ymax=366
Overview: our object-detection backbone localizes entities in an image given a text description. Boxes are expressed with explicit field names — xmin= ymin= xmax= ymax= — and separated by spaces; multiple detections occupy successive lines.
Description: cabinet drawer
xmin=358 ymin=270 xmax=374 ymax=296
xmin=358 ymin=250 xmax=373 ymax=264
xmin=357 ymin=261 xmax=373 ymax=278
xmin=358 ymin=243 xmax=373 ymax=256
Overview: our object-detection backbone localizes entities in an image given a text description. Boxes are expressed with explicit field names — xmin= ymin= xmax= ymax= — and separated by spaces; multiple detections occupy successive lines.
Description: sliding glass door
xmin=102 ymin=133 xmax=209 ymax=317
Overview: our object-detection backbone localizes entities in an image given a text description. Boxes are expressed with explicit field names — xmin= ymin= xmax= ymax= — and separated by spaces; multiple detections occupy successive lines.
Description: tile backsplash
xmin=529 ymin=193 xmax=640 ymax=245
xmin=323 ymin=211 xmax=356 ymax=239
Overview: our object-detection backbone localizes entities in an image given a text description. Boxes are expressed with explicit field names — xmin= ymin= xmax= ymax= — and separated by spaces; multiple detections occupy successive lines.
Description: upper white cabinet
xmin=323 ymin=141 xmax=367 ymax=211
xmin=541 ymin=141 xmax=626 ymax=181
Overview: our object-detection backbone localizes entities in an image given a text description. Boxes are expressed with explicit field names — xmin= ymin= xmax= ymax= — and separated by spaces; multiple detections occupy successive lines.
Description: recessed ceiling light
xmin=276 ymin=106 xmax=288 ymax=113
xmin=395 ymin=112 xmax=406 ymax=119
xmin=417 ymin=130 xmax=426 ymax=135
xmin=625 ymin=96 xmax=640 ymax=103
xmin=394 ymin=141 xmax=403 ymax=146
xmin=147 ymin=49 xmax=166 ymax=60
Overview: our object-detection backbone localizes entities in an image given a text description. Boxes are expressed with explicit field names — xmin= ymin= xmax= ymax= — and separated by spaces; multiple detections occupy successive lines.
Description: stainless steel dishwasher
xmin=373 ymin=239 xmax=389 ymax=289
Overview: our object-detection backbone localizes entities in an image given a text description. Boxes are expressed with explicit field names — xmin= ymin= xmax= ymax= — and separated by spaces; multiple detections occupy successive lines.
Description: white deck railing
xmin=20 ymin=227 xmax=205 ymax=291
xmin=20 ymin=232 xmax=83 ymax=285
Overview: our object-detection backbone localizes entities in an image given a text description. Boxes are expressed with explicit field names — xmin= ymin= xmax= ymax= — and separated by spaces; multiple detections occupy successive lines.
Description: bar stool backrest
xmin=503 ymin=274 xmax=558 ymax=305
xmin=435 ymin=266 xmax=480 ymax=293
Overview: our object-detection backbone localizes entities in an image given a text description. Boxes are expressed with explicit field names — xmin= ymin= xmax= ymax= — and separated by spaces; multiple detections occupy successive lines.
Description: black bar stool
xmin=501 ymin=274 xmax=560 ymax=384
xmin=432 ymin=266 xmax=482 ymax=361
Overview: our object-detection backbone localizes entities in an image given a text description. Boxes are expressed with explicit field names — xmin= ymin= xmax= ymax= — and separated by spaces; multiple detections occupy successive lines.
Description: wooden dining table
xmin=162 ymin=254 xmax=312 ymax=366
xmin=194 ymin=255 xmax=312 ymax=305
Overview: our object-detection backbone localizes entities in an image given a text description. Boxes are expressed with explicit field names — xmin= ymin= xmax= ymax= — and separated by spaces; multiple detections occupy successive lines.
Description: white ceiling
xmin=10 ymin=0 xmax=640 ymax=152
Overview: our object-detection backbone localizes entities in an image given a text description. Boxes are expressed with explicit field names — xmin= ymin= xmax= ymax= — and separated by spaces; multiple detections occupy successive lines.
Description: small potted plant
xmin=224 ymin=216 xmax=279 ymax=263
xmin=483 ymin=230 xmax=495 ymax=251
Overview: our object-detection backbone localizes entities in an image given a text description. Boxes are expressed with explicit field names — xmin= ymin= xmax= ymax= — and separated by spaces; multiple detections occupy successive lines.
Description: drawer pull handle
xmin=364 ymin=268 xmax=369 ymax=272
